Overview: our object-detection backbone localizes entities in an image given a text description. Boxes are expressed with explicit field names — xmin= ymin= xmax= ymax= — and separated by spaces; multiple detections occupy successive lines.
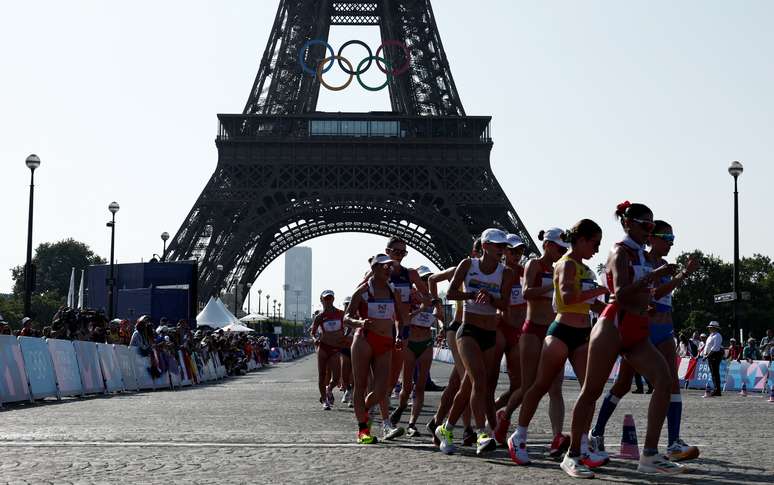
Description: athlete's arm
xmin=522 ymin=259 xmax=552 ymax=299
xmin=491 ymin=266 xmax=515 ymax=312
xmin=344 ymin=285 xmax=371 ymax=328
xmin=652 ymin=256 xmax=699 ymax=300
xmin=310 ymin=314 xmax=323 ymax=341
xmin=445 ymin=259 xmax=473 ymax=301
xmin=610 ymin=246 xmax=672 ymax=304
xmin=408 ymin=268 xmax=429 ymax=297
xmin=428 ymin=267 xmax=455 ymax=299
xmin=558 ymin=260 xmax=609 ymax=305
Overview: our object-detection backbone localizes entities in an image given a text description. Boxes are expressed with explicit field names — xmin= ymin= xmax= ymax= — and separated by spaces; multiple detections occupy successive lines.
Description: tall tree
xmin=11 ymin=239 xmax=105 ymax=299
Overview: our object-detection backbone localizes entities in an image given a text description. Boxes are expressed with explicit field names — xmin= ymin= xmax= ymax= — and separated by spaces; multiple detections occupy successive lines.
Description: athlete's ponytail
xmin=537 ymin=230 xmax=546 ymax=241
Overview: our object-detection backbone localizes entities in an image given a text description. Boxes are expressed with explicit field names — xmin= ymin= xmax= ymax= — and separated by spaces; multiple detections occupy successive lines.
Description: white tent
xmin=196 ymin=297 xmax=232 ymax=328
xmin=240 ymin=312 xmax=269 ymax=324
xmin=223 ymin=322 xmax=255 ymax=333
xmin=213 ymin=298 xmax=240 ymax=324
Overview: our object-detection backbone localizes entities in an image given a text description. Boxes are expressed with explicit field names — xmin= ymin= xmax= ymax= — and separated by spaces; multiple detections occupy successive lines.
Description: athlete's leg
xmin=496 ymin=342 xmax=521 ymax=409
xmin=351 ymin=336 xmax=374 ymax=424
xmin=410 ymin=347 xmax=433 ymax=425
xmin=624 ymin=340 xmax=671 ymax=452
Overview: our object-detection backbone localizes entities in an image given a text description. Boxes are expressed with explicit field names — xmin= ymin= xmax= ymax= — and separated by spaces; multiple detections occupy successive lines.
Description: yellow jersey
xmin=554 ymin=255 xmax=597 ymax=315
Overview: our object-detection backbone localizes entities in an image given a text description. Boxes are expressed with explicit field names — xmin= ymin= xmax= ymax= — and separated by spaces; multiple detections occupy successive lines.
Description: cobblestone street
xmin=1 ymin=356 xmax=771 ymax=484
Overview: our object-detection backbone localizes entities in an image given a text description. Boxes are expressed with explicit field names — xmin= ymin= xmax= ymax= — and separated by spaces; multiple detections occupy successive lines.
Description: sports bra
xmin=358 ymin=279 xmax=396 ymax=320
xmin=390 ymin=266 xmax=412 ymax=303
xmin=411 ymin=307 xmax=436 ymax=328
xmin=554 ymin=255 xmax=597 ymax=315
xmin=606 ymin=240 xmax=653 ymax=295
xmin=652 ymin=258 xmax=673 ymax=313
xmin=530 ymin=260 xmax=554 ymax=300
xmin=319 ymin=309 xmax=345 ymax=333
xmin=464 ymin=258 xmax=505 ymax=316
xmin=510 ymin=266 xmax=526 ymax=306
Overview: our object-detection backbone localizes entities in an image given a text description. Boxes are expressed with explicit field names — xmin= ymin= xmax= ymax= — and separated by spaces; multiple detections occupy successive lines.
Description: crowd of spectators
xmin=676 ymin=327 xmax=773 ymax=362
xmin=0 ymin=307 xmax=314 ymax=379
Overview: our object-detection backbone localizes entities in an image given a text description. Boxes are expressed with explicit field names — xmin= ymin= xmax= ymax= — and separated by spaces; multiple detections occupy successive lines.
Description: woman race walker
xmin=491 ymin=234 xmax=527 ymax=443
xmin=310 ymin=290 xmax=347 ymax=410
xmin=435 ymin=228 xmax=515 ymax=456
xmin=426 ymin=239 xmax=480 ymax=447
xmin=389 ymin=266 xmax=439 ymax=437
xmin=562 ymin=202 xmax=682 ymax=478
xmin=339 ymin=296 xmax=354 ymax=407
xmin=495 ymin=228 xmax=570 ymax=455
xmin=345 ymin=253 xmax=409 ymax=444
xmin=508 ymin=220 xmax=609 ymax=468
xmin=589 ymin=220 xmax=701 ymax=461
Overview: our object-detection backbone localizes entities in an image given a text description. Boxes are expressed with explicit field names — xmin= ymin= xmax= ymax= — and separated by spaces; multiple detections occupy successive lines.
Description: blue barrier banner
xmin=724 ymin=360 xmax=770 ymax=392
xmin=769 ymin=362 xmax=774 ymax=392
xmin=132 ymin=348 xmax=156 ymax=390
xmin=114 ymin=345 xmax=138 ymax=391
xmin=47 ymin=339 xmax=83 ymax=396
xmin=18 ymin=337 xmax=58 ymax=400
xmin=0 ymin=335 xmax=31 ymax=404
xmin=687 ymin=358 xmax=728 ymax=390
xmin=178 ymin=350 xmax=192 ymax=386
xmin=96 ymin=343 xmax=124 ymax=393
xmin=73 ymin=341 xmax=105 ymax=394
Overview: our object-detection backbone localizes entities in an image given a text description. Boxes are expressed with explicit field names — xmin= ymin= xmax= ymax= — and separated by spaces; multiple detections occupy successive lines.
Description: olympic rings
xmin=299 ymin=39 xmax=410 ymax=91
xmin=356 ymin=56 xmax=392 ymax=92
xmin=299 ymin=40 xmax=335 ymax=77
xmin=317 ymin=55 xmax=355 ymax=92
xmin=337 ymin=40 xmax=373 ymax=75
xmin=375 ymin=40 xmax=411 ymax=77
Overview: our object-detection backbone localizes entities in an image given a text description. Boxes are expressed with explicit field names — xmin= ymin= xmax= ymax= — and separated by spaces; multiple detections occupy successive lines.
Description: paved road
xmin=0 ymin=355 xmax=771 ymax=484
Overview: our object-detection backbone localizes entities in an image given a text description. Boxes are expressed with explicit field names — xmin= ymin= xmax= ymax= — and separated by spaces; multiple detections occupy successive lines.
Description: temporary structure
xmin=196 ymin=297 xmax=232 ymax=328
xmin=223 ymin=322 xmax=255 ymax=332
xmin=240 ymin=313 xmax=270 ymax=324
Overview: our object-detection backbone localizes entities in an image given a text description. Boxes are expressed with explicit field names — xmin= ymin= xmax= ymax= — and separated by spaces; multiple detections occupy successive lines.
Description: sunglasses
xmin=629 ymin=218 xmax=656 ymax=232
xmin=387 ymin=248 xmax=408 ymax=256
xmin=652 ymin=233 xmax=675 ymax=242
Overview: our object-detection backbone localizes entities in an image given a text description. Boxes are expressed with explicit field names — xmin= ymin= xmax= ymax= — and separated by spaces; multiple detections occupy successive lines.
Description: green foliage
xmin=672 ymin=251 xmax=774 ymax=338
xmin=0 ymin=292 xmax=63 ymax=328
xmin=11 ymin=238 xmax=105 ymax=299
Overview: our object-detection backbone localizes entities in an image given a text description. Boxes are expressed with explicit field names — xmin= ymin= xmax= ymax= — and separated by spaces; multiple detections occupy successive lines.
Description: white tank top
xmin=463 ymin=258 xmax=505 ymax=316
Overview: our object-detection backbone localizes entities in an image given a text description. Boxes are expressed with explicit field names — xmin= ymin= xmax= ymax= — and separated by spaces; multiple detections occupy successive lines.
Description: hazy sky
xmin=1 ymin=1 xmax=771 ymax=316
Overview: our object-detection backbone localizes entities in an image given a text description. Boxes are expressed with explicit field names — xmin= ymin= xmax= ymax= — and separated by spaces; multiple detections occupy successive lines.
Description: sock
xmin=515 ymin=425 xmax=528 ymax=442
xmin=444 ymin=420 xmax=455 ymax=431
xmin=580 ymin=433 xmax=589 ymax=453
xmin=592 ymin=393 xmax=620 ymax=437
xmin=643 ymin=447 xmax=658 ymax=457
xmin=667 ymin=394 xmax=682 ymax=446
xmin=358 ymin=421 xmax=369 ymax=432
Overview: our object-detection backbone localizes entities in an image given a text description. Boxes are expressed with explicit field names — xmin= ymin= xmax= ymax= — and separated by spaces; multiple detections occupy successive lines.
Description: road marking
xmin=0 ymin=440 xmax=437 ymax=449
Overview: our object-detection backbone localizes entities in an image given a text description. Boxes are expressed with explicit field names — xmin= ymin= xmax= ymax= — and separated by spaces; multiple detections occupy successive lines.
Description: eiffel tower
xmin=166 ymin=0 xmax=536 ymax=302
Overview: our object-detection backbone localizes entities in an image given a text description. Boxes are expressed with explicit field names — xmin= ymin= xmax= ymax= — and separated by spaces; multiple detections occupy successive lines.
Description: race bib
xmin=368 ymin=301 xmax=394 ymax=320
xmin=393 ymin=283 xmax=411 ymax=303
xmin=510 ymin=285 xmax=525 ymax=306
xmin=322 ymin=319 xmax=342 ymax=332
xmin=411 ymin=310 xmax=435 ymax=328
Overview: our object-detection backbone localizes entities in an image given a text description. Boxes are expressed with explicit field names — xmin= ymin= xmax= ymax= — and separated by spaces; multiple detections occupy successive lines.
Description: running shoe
xmin=389 ymin=405 xmax=406 ymax=426
xmin=462 ymin=427 xmax=477 ymax=447
xmin=588 ymin=433 xmax=609 ymax=462
xmin=342 ymin=388 xmax=352 ymax=404
xmin=560 ymin=453 xmax=595 ymax=479
xmin=347 ymin=400 xmax=354 ymax=408
xmin=427 ymin=417 xmax=441 ymax=446
xmin=548 ymin=433 xmax=571 ymax=457
xmin=507 ymin=432 xmax=530 ymax=465
xmin=493 ymin=409 xmax=510 ymax=445
xmin=435 ymin=424 xmax=456 ymax=454
xmin=392 ymin=382 xmax=402 ymax=399
xmin=581 ymin=449 xmax=608 ymax=468
xmin=476 ymin=432 xmax=497 ymax=455
xmin=323 ymin=400 xmax=331 ymax=411
xmin=406 ymin=424 xmax=421 ymax=438
xmin=666 ymin=439 xmax=700 ymax=461
xmin=357 ymin=429 xmax=377 ymax=445
xmin=383 ymin=421 xmax=405 ymax=440
xmin=637 ymin=454 xmax=685 ymax=475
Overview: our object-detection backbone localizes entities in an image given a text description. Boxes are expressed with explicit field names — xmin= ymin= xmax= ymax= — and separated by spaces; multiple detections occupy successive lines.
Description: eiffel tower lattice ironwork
xmin=166 ymin=0 xmax=536 ymax=303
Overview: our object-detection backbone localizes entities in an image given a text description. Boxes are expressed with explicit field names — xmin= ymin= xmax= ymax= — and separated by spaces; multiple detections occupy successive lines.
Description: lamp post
xmin=23 ymin=154 xmax=40 ymax=317
xmin=273 ymin=299 xmax=277 ymax=319
xmin=728 ymin=161 xmax=744 ymax=336
xmin=278 ymin=303 xmax=282 ymax=321
xmin=246 ymin=282 xmax=252 ymax=314
xmin=294 ymin=289 xmax=302 ymax=323
xmin=160 ymin=232 xmax=169 ymax=260
xmin=257 ymin=289 xmax=262 ymax=314
xmin=266 ymin=294 xmax=270 ymax=318
xmin=107 ymin=201 xmax=120 ymax=319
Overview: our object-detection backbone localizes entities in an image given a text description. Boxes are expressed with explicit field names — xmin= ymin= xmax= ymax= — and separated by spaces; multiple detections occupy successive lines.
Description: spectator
xmin=678 ymin=332 xmax=698 ymax=358
xmin=727 ymin=338 xmax=742 ymax=360
xmin=742 ymin=338 xmax=761 ymax=362
xmin=701 ymin=321 xmax=724 ymax=397
xmin=129 ymin=316 xmax=153 ymax=355
xmin=19 ymin=317 xmax=34 ymax=337
xmin=698 ymin=333 xmax=708 ymax=355
xmin=0 ymin=321 xmax=10 ymax=335
xmin=759 ymin=329 xmax=773 ymax=361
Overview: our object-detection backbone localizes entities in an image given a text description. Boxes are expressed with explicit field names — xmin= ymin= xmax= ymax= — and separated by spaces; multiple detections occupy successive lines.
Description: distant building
xmin=284 ymin=247 xmax=311 ymax=321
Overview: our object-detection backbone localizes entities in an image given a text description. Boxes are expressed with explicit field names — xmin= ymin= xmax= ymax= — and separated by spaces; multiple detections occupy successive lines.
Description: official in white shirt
xmin=701 ymin=321 xmax=724 ymax=396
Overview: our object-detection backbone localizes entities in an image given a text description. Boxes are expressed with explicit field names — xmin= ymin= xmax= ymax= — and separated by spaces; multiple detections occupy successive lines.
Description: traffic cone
xmin=702 ymin=382 xmax=712 ymax=398
xmin=739 ymin=382 xmax=747 ymax=397
xmin=617 ymin=414 xmax=640 ymax=460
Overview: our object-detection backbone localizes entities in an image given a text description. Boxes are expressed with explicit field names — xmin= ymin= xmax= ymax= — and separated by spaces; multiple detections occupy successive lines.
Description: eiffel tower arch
xmin=166 ymin=0 xmax=536 ymax=302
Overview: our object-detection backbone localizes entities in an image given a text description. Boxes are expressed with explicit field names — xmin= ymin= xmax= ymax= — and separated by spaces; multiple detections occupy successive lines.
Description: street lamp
xmin=294 ymin=289 xmax=302 ymax=323
xmin=107 ymin=201 xmax=120 ymax=319
xmin=266 ymin=294 xmax=270 ymax=317
xmin=278 ymin=302 xmax=282 ymax=320
xmin=273 ymin=299 xmax=277 ymax=319
xmin=246 ymin=282 xmax=252 ymax=314
xmin=160 ymin=231 xmax=169 ymax=260
xmin=257 ymin=289 xmax=263 ymax=314
xmin=23 ymin=154 xmax=40 ymax=317
xmin=728 ymin=160 xmax=743 ymax=336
